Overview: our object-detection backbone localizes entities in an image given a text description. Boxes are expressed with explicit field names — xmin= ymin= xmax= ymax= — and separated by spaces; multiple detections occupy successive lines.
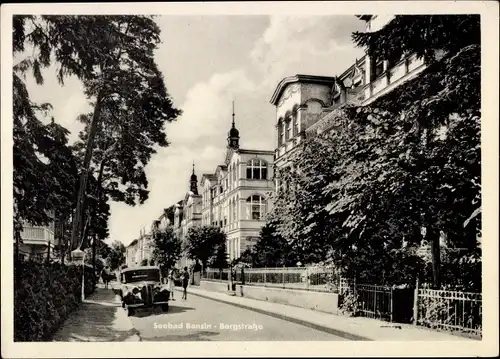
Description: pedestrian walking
xmin=102 ymin=266 xmax=110 ymax=289
xmin=168 ymin=270 xmax=176 ymax=301
xmin=181 ymin=266 xmax=189 ymax=300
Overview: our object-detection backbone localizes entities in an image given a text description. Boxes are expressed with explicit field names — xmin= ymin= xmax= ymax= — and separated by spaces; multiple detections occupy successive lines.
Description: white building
xmin=271 ymin=15 xmax=429 ymax=190
xmin=199 ymin=106 xmax=275 ymax=260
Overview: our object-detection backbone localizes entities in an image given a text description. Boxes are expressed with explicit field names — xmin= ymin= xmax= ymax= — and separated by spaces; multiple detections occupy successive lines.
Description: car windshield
xmin=122 ymin=269 xmax=160 ymax=283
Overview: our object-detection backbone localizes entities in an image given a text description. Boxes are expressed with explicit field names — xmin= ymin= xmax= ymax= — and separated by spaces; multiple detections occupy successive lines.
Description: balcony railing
xmin=20 ymin=226 xmax=54 ymax=245
xmin=363 ymin=53 xmax=426 ymax=105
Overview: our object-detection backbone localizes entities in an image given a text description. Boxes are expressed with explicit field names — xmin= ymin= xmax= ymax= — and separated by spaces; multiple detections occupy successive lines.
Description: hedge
xmin=14 ymin=261 xmax=96 ymax=341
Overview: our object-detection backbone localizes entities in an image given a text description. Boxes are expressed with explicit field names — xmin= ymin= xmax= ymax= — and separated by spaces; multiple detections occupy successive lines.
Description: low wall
xmin=238 ymin=285 xmax=339 ymax=314
xmin=200 ymin=280 xmax=229 ymax=293
xmin=199 ymin=280 xmax=339 ymax=314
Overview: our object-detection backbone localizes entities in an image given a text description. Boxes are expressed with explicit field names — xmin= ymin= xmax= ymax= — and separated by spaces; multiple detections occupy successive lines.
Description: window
xmin=232 ymin=199 xmax=237 ymax=222
xmin=246 ymin=159 xmax=267 ymax=180
xmin=374 ymin=59 xmax=384 ymax=78
xmin=293 ymin=115 xmax=299 ymax=136
xmin=277 ymin=118 xmax=284 ymax=146
xmin=246 ymin=195 xmax=266 ymax=220
xmin=285 ymin=114 xmax=292 ymax=140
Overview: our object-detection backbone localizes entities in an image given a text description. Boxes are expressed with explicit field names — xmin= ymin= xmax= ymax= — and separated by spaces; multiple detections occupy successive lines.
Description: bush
xmin=14 ymin=260 xmax=96 ymax=341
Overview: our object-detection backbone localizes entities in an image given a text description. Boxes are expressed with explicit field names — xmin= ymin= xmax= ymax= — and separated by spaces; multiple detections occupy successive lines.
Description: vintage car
xmin=118 ymin=266 xmax=170 ymax=316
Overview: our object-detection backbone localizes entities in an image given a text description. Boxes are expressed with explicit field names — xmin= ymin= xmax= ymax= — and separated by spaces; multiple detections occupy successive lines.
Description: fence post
xmin=282 ymin=268 xmax=285 ymax=288
xmin=306 ymin=267 xmax=309 ymax=290
xmin=413 ymin=278 xmax=419 ymax=326
xmin=390 ymin=286 xmax=394 ymax=323
xmin=264 ymin=268 xmax=267 ymax=286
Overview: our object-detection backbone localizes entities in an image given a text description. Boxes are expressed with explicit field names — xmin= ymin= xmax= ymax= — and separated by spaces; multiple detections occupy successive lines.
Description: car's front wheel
xmin=161 ymin=304 xmax=169 ymax=312
xmin=127 ymin=307 xmax=135 ymax=317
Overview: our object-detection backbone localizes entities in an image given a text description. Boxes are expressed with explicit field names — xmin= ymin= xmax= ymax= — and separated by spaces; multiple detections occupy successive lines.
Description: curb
xmin=184 ymin=289 xmax=371 ymax=341
xmin=123 ymin=332 xmax=142 ymax=342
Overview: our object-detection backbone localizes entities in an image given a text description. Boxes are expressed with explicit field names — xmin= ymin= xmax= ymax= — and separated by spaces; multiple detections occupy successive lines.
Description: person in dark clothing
xmin=181 ymin=266 xmax=189 ymax=300
xmin=102 ymin=266 xmax=110 ymax=289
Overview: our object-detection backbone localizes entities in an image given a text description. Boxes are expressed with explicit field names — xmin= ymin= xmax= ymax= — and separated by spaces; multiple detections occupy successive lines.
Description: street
xmin=128 ymin=291 xmax=347 ymax=341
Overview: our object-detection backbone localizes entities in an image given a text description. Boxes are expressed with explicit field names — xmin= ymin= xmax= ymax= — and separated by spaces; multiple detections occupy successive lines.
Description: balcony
xmin=225 ymin=219 xmax=266 ymax=233
xmin=20 ymin=226 xmax=55 ymax=247
xmin=362 ymin=53 xmax=426 ymax=105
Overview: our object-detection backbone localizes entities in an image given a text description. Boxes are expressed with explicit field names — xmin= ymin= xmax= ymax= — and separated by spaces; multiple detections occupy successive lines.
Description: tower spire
xmin=190 ymin=160 xmax=198 ymax=195
xmin=232 ymin=101 xmax=235 ymax=128
xmin=227 ymin=101 xmax=240 ymax=149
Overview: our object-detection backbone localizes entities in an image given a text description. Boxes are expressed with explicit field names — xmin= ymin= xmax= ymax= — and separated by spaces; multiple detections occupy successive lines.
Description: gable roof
xmin=270 ymin=74 xmax=338 ymax=105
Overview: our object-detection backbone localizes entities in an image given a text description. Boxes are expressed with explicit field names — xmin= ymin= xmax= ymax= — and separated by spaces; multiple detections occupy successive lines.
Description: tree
xmin=236 ymin=248 xmax=256 ymax=267
xmin=269 ymin=15 xmax=481 ymax=288
xmin=151 ymin=226 xmax=182 ymax=275
xmin=348 ymin=14 xmax=481 ymax=288
xmin=13 ymin=15 xmax=182 ymax=251
xmin=246 ymin=220 xmax=297 ymax=267
xmin=352 ymin=15 xmax=480 ymax=66
xmin=13 ymin=61 xmax=79 ymax=261
xmin=96 ymin=239 xmax=112 ymax=260
xmin=13 ymin=58 xmax=79 ymax=231
xmin=208 ymin=239 xmax=228 ymax=270
xmin=107 ymin=240 xmax=126 ymax=271
xmin=184 ymin=225 xmax=227 ymax=270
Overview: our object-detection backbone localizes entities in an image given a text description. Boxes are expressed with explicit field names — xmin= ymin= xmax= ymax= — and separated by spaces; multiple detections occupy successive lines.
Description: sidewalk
xmin=52 ymin=284 xmax=140 ymax=342
xmin=178 ymin=286 xmax=478 ymax=341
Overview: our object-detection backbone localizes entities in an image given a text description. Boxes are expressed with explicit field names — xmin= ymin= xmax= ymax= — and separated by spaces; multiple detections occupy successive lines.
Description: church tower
xmin=227 ymin=101 xmax=240 ymax=149
xmin=189 ymin=161 xmax=199 ymax=195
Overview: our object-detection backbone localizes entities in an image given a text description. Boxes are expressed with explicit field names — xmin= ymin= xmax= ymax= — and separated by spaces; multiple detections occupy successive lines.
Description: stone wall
xmin=238 ymin=284 xmax=339 ymax=314
xmin=199 ymin=280 xmax=339 ymax=314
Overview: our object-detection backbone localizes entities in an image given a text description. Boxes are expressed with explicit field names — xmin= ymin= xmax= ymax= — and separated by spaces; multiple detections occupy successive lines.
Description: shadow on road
xmin=131 ymin=305 xmax=196 ymax=318
xmin=53 ymin=289 xmax=136 ymax=342
xmin=142 ymin=331 xmax=220 ymax=341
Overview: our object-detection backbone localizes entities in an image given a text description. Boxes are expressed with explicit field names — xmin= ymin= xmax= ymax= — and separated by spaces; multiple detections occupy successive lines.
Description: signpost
xmin=227 ymin=255 xmax=233 ymax=293
xmin=71 ymin=249 xmax=85 ymax=301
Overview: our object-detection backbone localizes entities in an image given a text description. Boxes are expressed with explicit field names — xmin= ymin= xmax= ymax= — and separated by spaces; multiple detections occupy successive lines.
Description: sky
xmin=24 ymin=15 xmax=366 ymax=247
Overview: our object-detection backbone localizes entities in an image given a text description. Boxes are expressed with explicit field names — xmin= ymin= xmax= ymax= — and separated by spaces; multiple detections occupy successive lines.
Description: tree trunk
xmin=427 ymin=226 xmax=441 ymax=289
xmin=70 ymin=94 xmax=104 ymax=250
xmin=15 ymin=233 xmax=20 ymax=266
xmin=91 ymin=159 xmax=107 ymax=266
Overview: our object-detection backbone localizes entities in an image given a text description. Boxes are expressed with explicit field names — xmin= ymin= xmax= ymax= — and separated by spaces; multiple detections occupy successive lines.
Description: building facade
xmin=270 ymin=15 xmax=429 ymax=190
xmin=169 ymin=106 xmax=275 ymax=265
xmin=199 ymin=107 xmax=275 ymax=261
xmin=173 ymin=167 xmax=203 ymax=268
xmin=18 ymin=222 xmax=56 ymax=261
xmin=16 ymin=210 xmax=57 ymax=262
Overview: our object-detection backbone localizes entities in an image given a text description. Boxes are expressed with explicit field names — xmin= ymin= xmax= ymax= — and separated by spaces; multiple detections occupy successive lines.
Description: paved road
xmin=128 ymin=293 xmax=347 ymax=341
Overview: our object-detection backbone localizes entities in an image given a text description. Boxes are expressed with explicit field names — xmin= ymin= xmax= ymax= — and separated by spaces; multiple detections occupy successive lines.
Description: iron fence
xmin=355 ymin=284 xmax=394 ymax=321
xmin=203 ymin=266 xmax=342 ymax=293
xmin=201 ymin=267 xmax=482 ymax=337
xmin=241 ymin=266 xmax=341 ymax=293
xmin=416 ymin=288 xmax=482 ymax=337
xmin=202 ymin=269 xmax=229 ymax=282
